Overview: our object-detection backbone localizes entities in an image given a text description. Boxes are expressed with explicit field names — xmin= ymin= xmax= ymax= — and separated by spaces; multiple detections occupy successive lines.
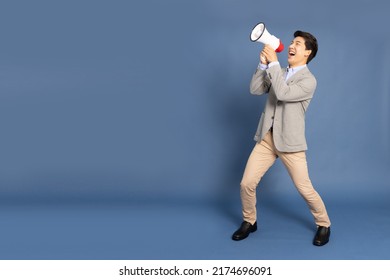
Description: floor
xmin=0 ymin=189 xmax=389 ymax=260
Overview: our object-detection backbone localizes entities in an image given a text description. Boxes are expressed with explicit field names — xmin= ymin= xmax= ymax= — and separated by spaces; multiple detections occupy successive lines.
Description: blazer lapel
xmin=286 ymin=66 xmax=310 ymax=84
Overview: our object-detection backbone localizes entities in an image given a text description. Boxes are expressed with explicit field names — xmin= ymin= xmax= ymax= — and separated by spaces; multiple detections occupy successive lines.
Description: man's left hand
xmin=262 ymin=45 xmax=278 ymax=63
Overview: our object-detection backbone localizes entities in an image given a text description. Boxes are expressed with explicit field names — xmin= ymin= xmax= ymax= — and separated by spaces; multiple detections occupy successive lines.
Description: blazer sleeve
xmin=266 ymin=64 xmax=316 ymax=102
xmin=249 ymin=68 xmax=271 ymax=95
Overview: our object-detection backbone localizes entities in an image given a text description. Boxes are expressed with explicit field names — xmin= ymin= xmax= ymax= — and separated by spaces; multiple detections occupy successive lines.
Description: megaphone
xmin=250 ymin=22 xmax=284 ymax=52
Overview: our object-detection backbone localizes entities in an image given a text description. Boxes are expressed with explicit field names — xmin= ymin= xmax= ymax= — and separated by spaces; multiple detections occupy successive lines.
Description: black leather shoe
xmin=232 ymin=221 xmax=257 ymax=241
xmin=313 ymin=226 xmax=330 ymax=246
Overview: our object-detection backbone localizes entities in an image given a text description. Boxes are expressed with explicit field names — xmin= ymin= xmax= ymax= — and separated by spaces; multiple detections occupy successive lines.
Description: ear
xmin=304 ymin=49 xmax=312 ymax=58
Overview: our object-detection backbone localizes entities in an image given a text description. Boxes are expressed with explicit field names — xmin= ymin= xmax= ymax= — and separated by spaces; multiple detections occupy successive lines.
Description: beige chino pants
xmin=240 ymin=131 xmax=331 ymax=227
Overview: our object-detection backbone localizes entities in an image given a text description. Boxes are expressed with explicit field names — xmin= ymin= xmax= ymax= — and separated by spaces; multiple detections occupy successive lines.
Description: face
xmin=287 ymin=36 xmax=312 ymax=67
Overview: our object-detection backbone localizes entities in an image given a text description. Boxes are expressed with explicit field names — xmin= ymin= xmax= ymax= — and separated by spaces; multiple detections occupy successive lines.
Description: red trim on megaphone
xmin=275 ymin=40 xmax=284 ymax=53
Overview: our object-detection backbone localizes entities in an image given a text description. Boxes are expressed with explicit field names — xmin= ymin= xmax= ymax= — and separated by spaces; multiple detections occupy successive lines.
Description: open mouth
xmin=288 ymin=51 xmax=295 ymax=57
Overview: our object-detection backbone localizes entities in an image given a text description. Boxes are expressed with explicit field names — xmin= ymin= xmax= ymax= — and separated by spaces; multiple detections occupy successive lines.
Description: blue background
xmin=0 ymin=0 xmax=389 ymax=259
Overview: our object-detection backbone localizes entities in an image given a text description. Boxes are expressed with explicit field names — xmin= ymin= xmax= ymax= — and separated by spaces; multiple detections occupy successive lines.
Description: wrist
xmin=268 ymin=61 xmax=280 ymax=68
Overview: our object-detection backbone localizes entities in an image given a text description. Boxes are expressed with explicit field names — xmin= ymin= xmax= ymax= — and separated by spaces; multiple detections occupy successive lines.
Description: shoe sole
xmin=232 ymin=226 xmax=257 ymax=241
xmin=313 ymin=239 xmax=329 ymax=246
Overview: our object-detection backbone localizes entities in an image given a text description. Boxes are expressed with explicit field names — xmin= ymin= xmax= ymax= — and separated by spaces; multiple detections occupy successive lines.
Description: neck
xmin=288 ymin=63 xmax=306 ymax=69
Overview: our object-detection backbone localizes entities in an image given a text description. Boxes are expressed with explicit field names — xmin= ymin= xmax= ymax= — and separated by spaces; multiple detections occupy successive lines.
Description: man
xmin=232 ymin=31 xmax=331 ymax=246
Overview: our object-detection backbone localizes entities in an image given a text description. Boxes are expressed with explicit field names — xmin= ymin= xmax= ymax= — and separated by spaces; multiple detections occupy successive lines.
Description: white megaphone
xmin=250 ymin=22 xmax=284 ymax=52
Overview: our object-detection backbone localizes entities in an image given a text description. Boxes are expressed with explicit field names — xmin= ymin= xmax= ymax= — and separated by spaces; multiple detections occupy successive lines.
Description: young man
xmin=232 ymin=31 xmax=331 ymax=246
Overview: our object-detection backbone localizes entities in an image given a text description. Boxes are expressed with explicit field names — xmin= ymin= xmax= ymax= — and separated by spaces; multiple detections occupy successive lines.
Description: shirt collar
xmin=287 ymin=64 xmax=307 ymax=74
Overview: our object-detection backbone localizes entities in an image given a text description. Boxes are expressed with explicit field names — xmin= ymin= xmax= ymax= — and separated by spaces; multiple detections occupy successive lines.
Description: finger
xmin=264 ymin=44 xmax=273 ymax=51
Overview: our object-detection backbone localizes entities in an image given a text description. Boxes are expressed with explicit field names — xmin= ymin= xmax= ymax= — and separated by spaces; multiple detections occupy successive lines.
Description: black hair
xmin=294 ymin=30 xmax=318 ymax=64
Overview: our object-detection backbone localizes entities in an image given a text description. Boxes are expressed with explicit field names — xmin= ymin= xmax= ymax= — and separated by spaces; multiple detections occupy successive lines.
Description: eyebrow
xmin=290 ymin=40 xmax=303 ymax=46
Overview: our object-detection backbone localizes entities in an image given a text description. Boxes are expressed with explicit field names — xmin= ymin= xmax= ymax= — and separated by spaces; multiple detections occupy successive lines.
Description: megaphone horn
xmin=250 ymin=22 xmax=284 ymax=53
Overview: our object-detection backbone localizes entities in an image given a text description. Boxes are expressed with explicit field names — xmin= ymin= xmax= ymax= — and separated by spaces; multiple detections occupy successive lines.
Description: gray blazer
xmin=249 ymin=64 xmax=317 ymax=152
